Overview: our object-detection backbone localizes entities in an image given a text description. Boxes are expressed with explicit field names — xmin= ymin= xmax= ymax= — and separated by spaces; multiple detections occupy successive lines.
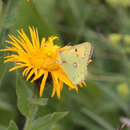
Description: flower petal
xmin=31 ymin=69 xmax=45 ymax=83
xmin=40 ymin=72 xmax=48 ymax=97
xmin=51 ymin=71 xmax=61 ymax=99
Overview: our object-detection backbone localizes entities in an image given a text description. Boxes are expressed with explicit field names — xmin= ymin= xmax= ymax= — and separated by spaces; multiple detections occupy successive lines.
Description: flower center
xmin=29 ymin=47 xmax=60 ymax=71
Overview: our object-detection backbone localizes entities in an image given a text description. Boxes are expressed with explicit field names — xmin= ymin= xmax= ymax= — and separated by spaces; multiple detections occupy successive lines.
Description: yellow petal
xmin=26 ymin=68 xmax=35 ymax=81
xmin=79 ymin=83 xmax=83 ymax=88
xmin=40 ymin=72 xmax=48 ymax=97
xmin=31 ymin=69 xmax=45 ymax=83
xmin=41 ymin=38 xmax=46 ymax=47
xmin=9 ymin=64 xmax=26 ymax=72
xmin=29 ymin=27 xmax=40 ymax=48
xmin=59 ymin=80 xmax=63 ymax=91
xmin=51 ymin=72 xmax=61 ymax=99
xmin=47 ymin=36 xmax=58 ymax=46
xmin=57 ymin=70 xmax=76 ymax=89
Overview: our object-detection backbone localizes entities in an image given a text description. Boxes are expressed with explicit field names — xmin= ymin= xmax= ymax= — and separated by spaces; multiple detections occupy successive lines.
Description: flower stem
xmin=24 ymin=87 xmax=38 ymax=130
xmin=24 ymin=104 xmax=37 ymax=130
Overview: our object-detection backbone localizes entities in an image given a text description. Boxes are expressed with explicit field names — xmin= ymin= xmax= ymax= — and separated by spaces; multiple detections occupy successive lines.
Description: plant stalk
xmin=24 ymin=87 xmax=38 ymax=130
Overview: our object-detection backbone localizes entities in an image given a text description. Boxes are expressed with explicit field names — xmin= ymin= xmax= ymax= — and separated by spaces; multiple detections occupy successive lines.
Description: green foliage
xmin=0 ymin=59 xmax=7 ymax=88
xmin=106 ymin=0 xmax=130 ymax=7
xmin=7 ymin=121 xmax=18 ymax=130
xmin=81 ymin=108 xmax=115 ymax=130
xmin=16 ymin=74 xmax=31 ymax=117
xmin=31 ymin=112 xmax=68 ymax=130
xmin=29 ymin=98 xmax=48 ymax=106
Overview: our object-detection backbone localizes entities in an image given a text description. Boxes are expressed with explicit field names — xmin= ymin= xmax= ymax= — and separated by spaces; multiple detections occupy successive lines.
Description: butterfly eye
xmin=75 ymin=48 xmax=78 ymax=52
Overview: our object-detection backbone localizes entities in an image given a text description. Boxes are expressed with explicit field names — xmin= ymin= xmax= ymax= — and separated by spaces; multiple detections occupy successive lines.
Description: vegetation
xmin=0 ymin=0 xmax=130 ymax=130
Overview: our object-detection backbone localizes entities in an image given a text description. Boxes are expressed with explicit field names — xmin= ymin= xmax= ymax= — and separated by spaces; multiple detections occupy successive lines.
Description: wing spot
xmin=73 ymin=62 xmax=78 ymax=68
xmin=59 ymin=50 xmax=63 ymax=54
xmin=62 ymin=60 xmax=67 ymax=64
xmin=75 ymin=48 xmax=78 ymax=52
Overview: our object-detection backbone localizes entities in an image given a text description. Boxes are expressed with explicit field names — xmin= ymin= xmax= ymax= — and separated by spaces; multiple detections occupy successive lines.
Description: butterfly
xmin=58 ymin=42 xmax=93 ymax=85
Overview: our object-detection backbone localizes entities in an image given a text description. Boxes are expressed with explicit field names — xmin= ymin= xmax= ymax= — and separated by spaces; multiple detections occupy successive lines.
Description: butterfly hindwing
xmin=58 ymin=42 xmax=93 ymax=85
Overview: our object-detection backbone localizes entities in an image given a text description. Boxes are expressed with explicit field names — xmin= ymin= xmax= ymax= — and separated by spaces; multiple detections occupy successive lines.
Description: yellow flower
xmin=1 ymin=27 xmax=86 ymax=99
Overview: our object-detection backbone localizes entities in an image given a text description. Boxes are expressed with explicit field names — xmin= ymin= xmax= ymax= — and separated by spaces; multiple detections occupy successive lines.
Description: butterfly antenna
xmin=66 ymin=42 xmax=72 ymax=46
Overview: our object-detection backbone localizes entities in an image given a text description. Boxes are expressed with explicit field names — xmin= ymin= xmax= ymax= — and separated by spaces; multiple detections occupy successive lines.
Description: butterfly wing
xmin=58 ymin=42 xmax=93 ymax=85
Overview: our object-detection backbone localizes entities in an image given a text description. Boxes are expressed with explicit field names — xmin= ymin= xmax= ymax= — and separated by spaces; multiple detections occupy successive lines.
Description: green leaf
xmin=16 ymin=74 xmax=31 ymax=117
xmin=0 ymin=98 xmax=14 ymax=111
xmin=72 ymin=112 xmax=104 ymax=130
xmin=0 ymin=125 xmax=6 ymax=130
xmin=81 ymin=108 xmax=115 ymax=130
xmin=31 ymin=112 xmax=68 ymax=130
xmin=34 ymin=0 xmax=56 ymax=23
xmin=97 ymin=83 xmax=128 ymax=113
xmin=0 ymin=60 xmax=7 ymax=88
xmin=1 ymin=0 xmax=19 ymax=29
xmin=7 ymin=120 xmax=18 ymax=130
xmin=15 ymin=0 xmax=56 ymax=37
xmin=29 ymin=98 xmax=48 ymax=106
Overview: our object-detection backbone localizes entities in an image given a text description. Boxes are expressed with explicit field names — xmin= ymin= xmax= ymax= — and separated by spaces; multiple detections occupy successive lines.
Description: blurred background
xmin=0 ymin=0 xmax=130 ymax=130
